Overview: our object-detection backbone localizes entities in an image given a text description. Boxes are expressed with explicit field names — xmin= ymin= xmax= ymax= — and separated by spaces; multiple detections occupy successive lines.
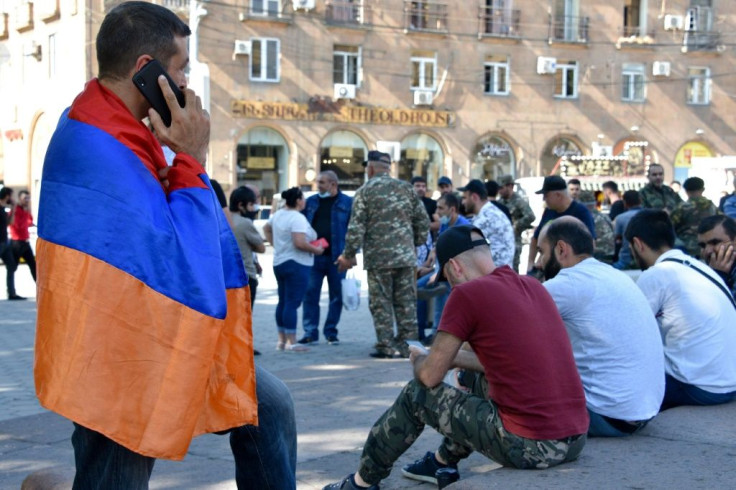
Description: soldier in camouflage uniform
xmin=639 ymin=163 xmax=683 ymax=213
xmin=336 ymin=151 xmax=429 ymax=358
xmin=498 ymin=175 xmax=536 ymax=272
xmin=579 ymin=191 xmax=615 ymax=264
xmin=324 ymin=226 xmax=587 ymax=490
xmin=671 ymin=177 xmax=718 ymax=257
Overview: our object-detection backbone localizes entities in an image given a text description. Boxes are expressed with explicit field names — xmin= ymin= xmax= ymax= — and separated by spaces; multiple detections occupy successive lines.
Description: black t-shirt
xmin=313 ymin=195 xmax=337 ymax=254
xmin=608 ymin=200 xmax=625 ymax=221
xmin=0 ymin=205 xmax=7 ymax=243
xmin=421 ymin=196 xmax=437 ymax=221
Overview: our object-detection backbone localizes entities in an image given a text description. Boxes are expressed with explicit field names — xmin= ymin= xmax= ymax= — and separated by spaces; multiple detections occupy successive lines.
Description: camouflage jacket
xmin=639 ymin=184 xmax=683 ymax=213
xmin=671 ymin=196 xmax=718 ymax=257
xmin=592 ymin=210 xmax=615 ymax=263
xmin=472 ymin=201 xmax=515 ymax=267
xmin=343 ymin=173 xmax=429 ymax=269
xmin=499 ymin=192 xmax=536 ymax=237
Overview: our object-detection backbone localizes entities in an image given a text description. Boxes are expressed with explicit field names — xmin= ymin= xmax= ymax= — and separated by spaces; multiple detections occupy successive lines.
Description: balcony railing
xmin=37 ymin=0 xmax=60 ymax=22
xmin=478 ymin=6 xmax=520 ymax=38
xmin=153 ymin=0 xmax=189 ymax=14
xmin=549 ymin=15 xmax=589 ymax=43
xmin=241 ymin=1 xmax=293 ymax=23
xmin=404 ymin=1 xmax=448 ymax=34
xmin=684 ymin=30 xmax=721 ymax=51
xmin=325 ymin=1 xmax=372 ymax=26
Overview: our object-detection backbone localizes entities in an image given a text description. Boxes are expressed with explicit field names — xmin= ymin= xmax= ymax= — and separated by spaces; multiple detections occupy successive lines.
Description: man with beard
xmin=625 ymin=209 xmax=736 ymax=410
xmin=536 ymin=217 xmax=664 ymax=436
xmin=229 ymin=186 xmax=266 ymax=302
xmin=458 ymin=179 xmax=514 ymax=267
xmin=697 ymin=215 xmax=736 ymax=298
xmin=639 ymin=164 xmax=682 ymax=213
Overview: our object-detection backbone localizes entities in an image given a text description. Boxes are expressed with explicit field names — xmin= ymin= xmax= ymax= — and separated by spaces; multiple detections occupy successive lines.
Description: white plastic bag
xmin=341 ymin=271 xmax=361 ymax=311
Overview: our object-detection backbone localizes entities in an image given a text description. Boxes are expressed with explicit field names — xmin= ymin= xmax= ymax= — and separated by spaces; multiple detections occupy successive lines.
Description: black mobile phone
xmin=132 ymin=59 xmax=185 ymax=127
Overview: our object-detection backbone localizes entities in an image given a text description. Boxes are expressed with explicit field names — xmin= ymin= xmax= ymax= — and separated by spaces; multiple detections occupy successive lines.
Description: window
xmin=554 ymin=60 xmax=578 ymax=99
xmin=250 ymin=0 xmax=280 ymax=16
xmin=333 ymin=45 xmax=361 ymax=86
xmin=687 ymin=67 xmax=710 ymax=105
xmin=250 ymin=38 xmax=280 ymax=82
xmin=621 ymin=63 xmax=645 ymax=102
xmin=48 ymin=33 xmax=57 ymax=79
xmin=484 ymin=55 xmax=510 ymax=96
xmin=411 ymin=51 xmax=436 ymax=90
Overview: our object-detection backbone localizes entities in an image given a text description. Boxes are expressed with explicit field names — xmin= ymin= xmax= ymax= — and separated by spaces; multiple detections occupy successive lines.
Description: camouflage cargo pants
xmin=512 ymin=235 xmax=523 ymax=272
xmin=366 ymin=267 xmax=418 ymax=355
xmin=357 ymin=371 xmax=586 ymax=485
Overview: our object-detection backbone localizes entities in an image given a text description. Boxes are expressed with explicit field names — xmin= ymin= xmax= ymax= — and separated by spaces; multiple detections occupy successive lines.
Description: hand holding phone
xmin=132 ymin=59 xmax=185 ymax=127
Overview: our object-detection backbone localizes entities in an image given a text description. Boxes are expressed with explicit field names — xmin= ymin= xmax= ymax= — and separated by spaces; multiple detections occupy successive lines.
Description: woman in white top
xmin=264 ymin=187 xmax=324 ymax=351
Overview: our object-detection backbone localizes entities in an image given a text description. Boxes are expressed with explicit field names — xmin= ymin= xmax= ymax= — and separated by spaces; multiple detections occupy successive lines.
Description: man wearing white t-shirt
xmin=625 ymin=209 xmax=736 ymax=410
xmin=536 ymin=216 xmax=664 ymax=436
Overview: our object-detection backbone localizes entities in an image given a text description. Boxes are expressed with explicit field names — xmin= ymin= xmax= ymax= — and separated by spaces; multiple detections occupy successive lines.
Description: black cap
xmin=362 ymin=150 xmax=392 ymax=167
xmin=535 ymin=176 xmax=567 ymax=194
xmin=435 ymin=225 xmax=488 ymax=282
xmin=438 ymin=176 xmax=452 ymax=186
xmin=457 ymin=179 xmax=486 ymax=196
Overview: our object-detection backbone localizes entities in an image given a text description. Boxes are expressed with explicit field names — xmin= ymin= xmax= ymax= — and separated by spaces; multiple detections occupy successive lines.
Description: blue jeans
xmin=302 ymin=255 xmax=345 ymax=340
xmin=587 ymin=410 xmax=642 ymax=437
xmin=273 ymin=260 xmax=310 ymax=334
xmin=660 ymin=374 xmax=736 ymax=411
xmin=71 ymin=365 xmax=296 ymax=490
xmin=416 ymin=274 xmax=432 ymax=339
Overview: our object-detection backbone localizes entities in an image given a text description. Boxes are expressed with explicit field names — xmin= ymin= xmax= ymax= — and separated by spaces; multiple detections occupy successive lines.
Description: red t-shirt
xmin=439 ymin=266 xmax=589 ymax=440
xmin=10 ymin=206 xmax=32 ymax=241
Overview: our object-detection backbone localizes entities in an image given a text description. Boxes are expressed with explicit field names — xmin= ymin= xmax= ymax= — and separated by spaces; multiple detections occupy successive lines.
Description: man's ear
xmin=631 ymin=237 xmax=643 ymax=253
xmin=133 ymin=54 xmax=154 ymax=74
xmin=554 ymin=240 xmax=568 ymax=260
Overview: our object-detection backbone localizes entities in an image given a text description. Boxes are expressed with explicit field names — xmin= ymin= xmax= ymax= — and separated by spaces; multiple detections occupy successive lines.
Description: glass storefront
xmin=398 ymin=133 xmax=444 ymax=188
xmin=470 ymin=133 xmax=516 ymax=181
xmin=540 ymin=136 xmax=584 ymax=176
xmin=236 ymin=127 xmax=289 ymax=204
xmin=319 ymin=130 xmax=368 ymax=190
xmin=612 ymin=137 xmax=657 ymax=177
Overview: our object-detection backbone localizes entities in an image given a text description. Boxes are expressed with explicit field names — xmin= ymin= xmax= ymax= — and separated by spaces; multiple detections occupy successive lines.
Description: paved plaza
xmin=1 ymin=252 xmax=736 ymax=489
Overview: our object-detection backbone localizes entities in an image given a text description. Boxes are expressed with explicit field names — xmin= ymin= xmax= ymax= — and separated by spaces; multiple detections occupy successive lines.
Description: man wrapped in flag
xmin=34 ymin=2 xmax=296 ymax=488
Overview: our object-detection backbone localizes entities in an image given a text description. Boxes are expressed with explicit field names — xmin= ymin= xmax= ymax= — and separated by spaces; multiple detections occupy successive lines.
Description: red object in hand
xmin=310 ymin=237 xmax=329 ymax=248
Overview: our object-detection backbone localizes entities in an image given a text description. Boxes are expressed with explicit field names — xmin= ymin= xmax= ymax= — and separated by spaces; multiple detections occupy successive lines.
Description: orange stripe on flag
xmin=34 ymin=239 xmax=257 ymax=460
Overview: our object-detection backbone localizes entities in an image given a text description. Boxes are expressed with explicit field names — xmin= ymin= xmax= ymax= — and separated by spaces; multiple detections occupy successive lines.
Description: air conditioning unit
xmin=664 ymin=14 xmax=684 ymax=31
xmin=413 ymin=90 xmax=434 ymax=106
xmin=536 ymin=56 xmax=557 ymax=75
xmin=294 ymin=0 xmax=315 ymax=10
xmin=334 ymin=83 xmax=356 ymax=100
xmin=233 ymin=40 xmax=251 ymax=56
xmin=652 ymin=61 xmax=671 ymax=77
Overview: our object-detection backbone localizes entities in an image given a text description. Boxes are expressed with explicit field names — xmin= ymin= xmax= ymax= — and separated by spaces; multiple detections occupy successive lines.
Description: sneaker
xmin=8 ymin=294 xmax=26 ymax=301
xmin=401 ymin=451 xmax=457 ymax=485
xmin=322 ymin=474 xmax=379 ymax=490
xmin=297 ymin=336 xmax=318 ymax=345
xmin=326 ymin=336 xmax=340 ymax=345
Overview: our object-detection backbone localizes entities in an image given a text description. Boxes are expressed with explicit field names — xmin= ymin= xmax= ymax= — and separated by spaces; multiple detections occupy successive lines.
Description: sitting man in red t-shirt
xmin=323 ymin=225 xmax=589 ymax=490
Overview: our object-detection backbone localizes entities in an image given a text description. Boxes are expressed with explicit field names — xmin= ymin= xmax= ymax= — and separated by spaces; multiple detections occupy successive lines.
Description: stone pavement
xmin=1 ymin=253 xmax=736 ymax=489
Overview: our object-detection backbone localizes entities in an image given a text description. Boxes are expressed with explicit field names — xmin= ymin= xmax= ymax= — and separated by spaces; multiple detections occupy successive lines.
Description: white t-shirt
xmin=269 ymin=209 xmax=317 ymax=267
xmin=544 ymin=258 xmax=665 ymax=420
xmin=636 ymin=249 xmax=736 ymax=394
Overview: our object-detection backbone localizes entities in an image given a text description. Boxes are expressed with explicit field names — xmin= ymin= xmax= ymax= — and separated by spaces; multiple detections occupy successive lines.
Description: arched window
xmin=540 ymin=136 xmax=583 ymax=176
xmin=399 ymin=133 xmax=444 ymax=189
xmin=319 ymin=130 xmax=368 ymax=190
xmin=471 ymin=134 xmax=516 ymax=181
xmin=236 ymin=127 xmax=289 ymax=204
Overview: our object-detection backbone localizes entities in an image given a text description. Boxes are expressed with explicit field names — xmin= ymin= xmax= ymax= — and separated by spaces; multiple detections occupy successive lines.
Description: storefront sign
xmin=329 ymin=146 xmax=354 ymax=158
xmin=406 ymin=148 xmax=429 ymax=161
xmin=247 ymin=157 xmax=275 ymax=169
xmin=231 ymin=100 xmax=455 ymax=128
xmin=674 ymin=141 xmax=714 ymax=168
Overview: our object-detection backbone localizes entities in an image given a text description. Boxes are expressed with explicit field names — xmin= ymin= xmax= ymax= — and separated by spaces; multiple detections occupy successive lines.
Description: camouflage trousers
xmin=357 ymin=371 xmax=586 ymax=485
xmin=512 ymin=236 xmax=523 ymax=272
xmin=366 ymin=267 xmax=418 ymax=355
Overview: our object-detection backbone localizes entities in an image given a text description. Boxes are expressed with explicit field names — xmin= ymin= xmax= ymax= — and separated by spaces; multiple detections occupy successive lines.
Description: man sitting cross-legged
xmin=323 ymin=225 xmax=588 ymax=490
xmin=536 ymin=216 xmax=665 ymax=437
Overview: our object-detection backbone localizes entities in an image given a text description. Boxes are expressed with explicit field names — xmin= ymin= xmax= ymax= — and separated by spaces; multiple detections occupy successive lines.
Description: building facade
xmin=1 ymin=0 xmax=734 ymax=204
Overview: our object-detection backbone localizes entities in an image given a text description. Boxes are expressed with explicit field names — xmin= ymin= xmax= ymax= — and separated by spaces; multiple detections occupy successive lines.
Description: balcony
xmin=153 ymin=0 xmax=189 ymax=14
xmin=683 ymin=30 xmax=722 ymax=52
xmin=404 ymin=1 xmax=448 ymax=34
xmin=37 ymin=0 xmax=60 ymax=22
xmin=549 ymin=15 xmax=589 ymax=44
xmin=325 ymin=1 xmax=372 ymax=27
xmin=240 ymin=1 xmax=293 ymax=23
xmin=14 ymin=1 xmax=33 ymax=33
xmin=478 ymin=6 xmax=520 ymax=38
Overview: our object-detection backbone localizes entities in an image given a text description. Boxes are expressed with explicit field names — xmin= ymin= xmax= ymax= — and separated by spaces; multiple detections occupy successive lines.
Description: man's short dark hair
xmin=622 ymin=190 xmax=641 ymax=207
xmin=602 ymin=180 xmax=618 ymax=193
xmin=698 ymin=215 xmax=736 ymax=240
xmin=647 ymin=163 xmax=663 ymax=175
xmin=485 ymin=180 xmax=500 ymax=198
xmin=683 ymin=177 xmax=705 ymax=192
xmin=624 ymin=209 xmax=675 ymax=250
xmin=0 ymin=187 xmax=13 ymax=200
xmin=229 ymin=186 xmax=257 ymax=212
xmin=97 ymin=1 xmax=191 ymax=81
xmin=544 ymin=218 xmax=594 ymax=256
xmin=439 ymin=192 xmax=460 ymax=211
xmin=568 ymin=178 xmax=581 ymax=186
xmin=410 ymin=176 xmax=427 ymax=185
